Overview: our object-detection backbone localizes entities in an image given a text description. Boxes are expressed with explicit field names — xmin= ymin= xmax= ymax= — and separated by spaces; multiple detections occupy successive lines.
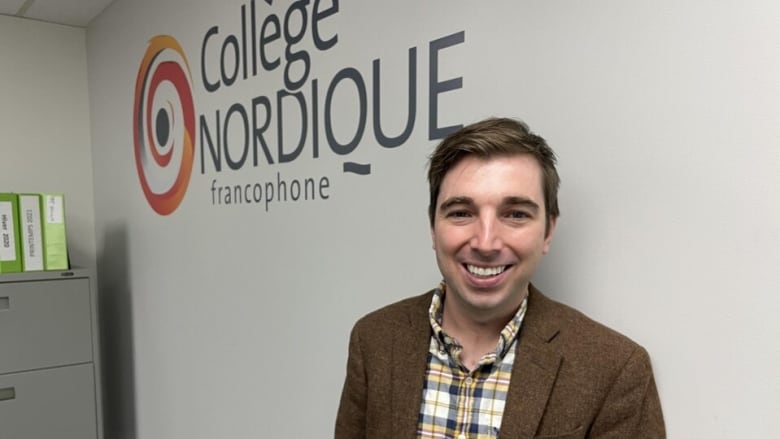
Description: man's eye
xmin=448 ymin=211 xmax=471 ymax=218
xmin=509 ymin=211 xmax=529 ymax=219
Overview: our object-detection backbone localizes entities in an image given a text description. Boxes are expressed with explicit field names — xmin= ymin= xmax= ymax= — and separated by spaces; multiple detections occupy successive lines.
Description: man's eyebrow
xmin=502 ymin=196 xmax=540 ymax=212
xmin=439 ymin=196 xmax=474 ymax=212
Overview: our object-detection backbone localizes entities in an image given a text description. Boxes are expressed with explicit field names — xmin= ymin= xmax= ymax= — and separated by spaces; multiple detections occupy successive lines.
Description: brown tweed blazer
xmin=335 ymin=285 xmax=665 ymax=438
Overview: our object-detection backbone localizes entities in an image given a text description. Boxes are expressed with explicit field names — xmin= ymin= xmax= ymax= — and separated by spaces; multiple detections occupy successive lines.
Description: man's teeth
xmin=466 ymin=265 xmax=507 ymax=277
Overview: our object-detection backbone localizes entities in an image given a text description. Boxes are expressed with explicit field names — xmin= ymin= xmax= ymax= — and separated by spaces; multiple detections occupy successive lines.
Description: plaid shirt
xmin=417 ymin=284 xmax=527 ymax=439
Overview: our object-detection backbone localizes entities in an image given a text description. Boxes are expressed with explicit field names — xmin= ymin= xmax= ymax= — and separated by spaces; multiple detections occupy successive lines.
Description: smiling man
xmin=335 ymin=118 xmax=665 ymax=438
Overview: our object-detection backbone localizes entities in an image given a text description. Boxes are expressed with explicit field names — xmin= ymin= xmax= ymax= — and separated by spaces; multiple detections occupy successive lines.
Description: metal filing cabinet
xmin=0 ymin=270 xmax=103 ymax=439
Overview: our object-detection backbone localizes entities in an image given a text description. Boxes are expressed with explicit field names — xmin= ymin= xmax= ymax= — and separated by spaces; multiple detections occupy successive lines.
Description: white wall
xmin=0 ymin=15 xmax=96 ymax=271
xmin=86 ymin=0 xmax=780 ymax=438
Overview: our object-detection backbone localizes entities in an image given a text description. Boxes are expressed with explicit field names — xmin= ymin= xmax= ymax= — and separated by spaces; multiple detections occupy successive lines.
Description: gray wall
xmin=0 ymin=15 xmax=97 ymax=272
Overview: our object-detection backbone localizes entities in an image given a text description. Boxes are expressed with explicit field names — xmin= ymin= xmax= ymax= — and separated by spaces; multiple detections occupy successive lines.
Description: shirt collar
xmin=428 ymin=282 xmax=528 ymax=362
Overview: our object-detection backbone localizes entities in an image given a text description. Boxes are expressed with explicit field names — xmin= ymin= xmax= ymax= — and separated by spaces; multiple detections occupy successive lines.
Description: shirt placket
xmin=456 ymin=371 xmax=476 ymax=439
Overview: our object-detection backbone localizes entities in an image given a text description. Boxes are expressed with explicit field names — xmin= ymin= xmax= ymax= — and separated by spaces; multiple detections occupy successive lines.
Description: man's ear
xmin=543 ymin=216 xmax=557 ymax=254
xmin=429 ymin=207 xmax=436 ymax=249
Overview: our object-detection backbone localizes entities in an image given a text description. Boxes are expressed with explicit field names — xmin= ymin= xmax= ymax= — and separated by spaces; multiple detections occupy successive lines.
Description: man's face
xmin=431 ymin=154 xmax=556 ymax=323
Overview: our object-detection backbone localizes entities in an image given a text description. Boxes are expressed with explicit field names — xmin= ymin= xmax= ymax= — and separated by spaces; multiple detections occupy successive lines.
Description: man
xmin=335 ymin=117 xmax=665 ymax=438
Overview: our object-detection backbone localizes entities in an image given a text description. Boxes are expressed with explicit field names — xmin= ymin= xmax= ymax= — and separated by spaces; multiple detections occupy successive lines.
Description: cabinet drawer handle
xmin=0 ymin=296 xmax=8 ymax=310
xmin=0 ymin=387 xmax=15 ymax=401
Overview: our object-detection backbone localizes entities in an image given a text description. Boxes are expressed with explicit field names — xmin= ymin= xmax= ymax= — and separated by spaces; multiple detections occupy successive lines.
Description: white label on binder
xmin=0 ymin=202 xmax=16 ymax=261
xmin=19 ymin=195 xmax=44 ymax=271
xmin=46 ymin=195 xmax=64 ymax=224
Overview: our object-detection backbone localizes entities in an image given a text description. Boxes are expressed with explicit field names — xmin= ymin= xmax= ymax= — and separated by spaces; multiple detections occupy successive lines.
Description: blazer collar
xmin=499 ymin=285 xmax=564 ymax=438
xmin=390 ymin=291 xmax=435 ymax=438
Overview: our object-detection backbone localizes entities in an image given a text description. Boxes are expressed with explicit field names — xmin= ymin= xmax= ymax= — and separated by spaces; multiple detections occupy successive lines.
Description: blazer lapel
xmin=390 ymin=294 xmax=434 ymax=438
xmin=499 ymin=288 xmax=564 ymax=439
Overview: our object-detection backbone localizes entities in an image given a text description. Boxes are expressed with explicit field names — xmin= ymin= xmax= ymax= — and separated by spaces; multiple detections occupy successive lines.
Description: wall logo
xmin=133 ymin=35 xmax=196 ymax=215
xmin=132 ymin=2 xmax=466 ymax=216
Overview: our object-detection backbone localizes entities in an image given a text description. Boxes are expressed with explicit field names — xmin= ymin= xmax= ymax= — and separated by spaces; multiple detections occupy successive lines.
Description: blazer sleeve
xmin=335 ymin=324 xmax=367 ymax=438
xmin=589 ymin=346 xmax=666 ymax=438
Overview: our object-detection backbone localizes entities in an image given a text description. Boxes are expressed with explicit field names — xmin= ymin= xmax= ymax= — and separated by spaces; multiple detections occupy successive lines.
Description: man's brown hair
xmin=427 ymin=117 xmax=560 ymax=232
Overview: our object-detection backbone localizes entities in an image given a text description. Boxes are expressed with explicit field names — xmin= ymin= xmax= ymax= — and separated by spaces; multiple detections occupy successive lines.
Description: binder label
xmin=46 ymin=195 xmax=64 ymax=224
xmin=0 ymin=202 xmax=16 ymax=262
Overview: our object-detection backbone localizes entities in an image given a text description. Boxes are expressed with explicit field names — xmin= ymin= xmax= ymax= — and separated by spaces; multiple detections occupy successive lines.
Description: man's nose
xmin=470 ymin=215 xmax=502 ymax=254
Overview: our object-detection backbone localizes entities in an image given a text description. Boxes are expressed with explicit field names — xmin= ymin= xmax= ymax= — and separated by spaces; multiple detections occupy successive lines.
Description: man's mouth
xmin=465 ymin=264 xmax=510 ymax=278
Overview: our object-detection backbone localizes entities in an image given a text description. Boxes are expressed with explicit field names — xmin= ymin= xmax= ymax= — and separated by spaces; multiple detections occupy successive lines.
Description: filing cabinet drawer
xmin=0 ymin=363 xmax=98 ymax=439
xmin=0 ymin=278 xmax=93 ymax=374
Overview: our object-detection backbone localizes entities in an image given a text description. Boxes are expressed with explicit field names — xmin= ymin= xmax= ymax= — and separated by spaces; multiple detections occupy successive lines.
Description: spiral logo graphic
xmin=133 ymin=35 xmax=195 ymax=215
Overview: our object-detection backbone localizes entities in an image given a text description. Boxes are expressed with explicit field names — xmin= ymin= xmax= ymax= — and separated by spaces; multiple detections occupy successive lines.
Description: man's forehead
xmin=445 ymin=152 xmax=541 ymax=173
xmin=440 ymin=154 xmax=545 ymax=191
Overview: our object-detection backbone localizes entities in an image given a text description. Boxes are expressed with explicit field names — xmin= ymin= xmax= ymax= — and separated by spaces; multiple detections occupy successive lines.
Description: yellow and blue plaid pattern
xmin=417 ymin=284 xmax=527 ymax=438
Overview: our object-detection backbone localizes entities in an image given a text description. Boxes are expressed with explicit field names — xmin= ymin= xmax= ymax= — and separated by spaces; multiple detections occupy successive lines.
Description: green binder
xmin=40 ymin=193 xmax=69 ymax=271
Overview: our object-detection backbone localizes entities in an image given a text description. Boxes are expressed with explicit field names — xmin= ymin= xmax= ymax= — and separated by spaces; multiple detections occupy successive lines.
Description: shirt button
xmin=457 ymin=434 xmax=466 ymax=439
xmin=465 ymin=377 xmax=473 ymax=385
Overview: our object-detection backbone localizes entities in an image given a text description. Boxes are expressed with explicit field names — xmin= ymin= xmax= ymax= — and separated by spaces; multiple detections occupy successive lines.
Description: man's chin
xmin=462 ymin=292 xmax=510 ymax=313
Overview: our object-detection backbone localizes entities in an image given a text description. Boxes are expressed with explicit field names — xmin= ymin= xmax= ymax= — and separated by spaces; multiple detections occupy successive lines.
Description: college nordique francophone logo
xmin=133 ymin=35 xmax=195 ymax=215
